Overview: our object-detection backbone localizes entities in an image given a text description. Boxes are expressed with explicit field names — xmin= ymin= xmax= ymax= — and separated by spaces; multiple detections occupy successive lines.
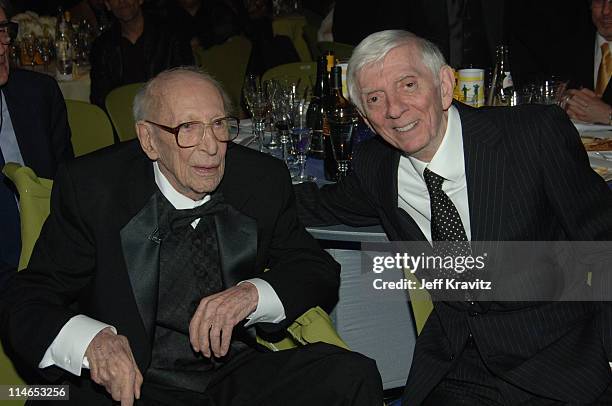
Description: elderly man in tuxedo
xmin=0 ymin=67 xmax=383 ymax=406
xmin=296 ymin=30 xmax=612 ymax=405
xmin=0 ymin=0 xmax=73 ymax=282
xmin=563 ymin=0 xmax=612 ymax=124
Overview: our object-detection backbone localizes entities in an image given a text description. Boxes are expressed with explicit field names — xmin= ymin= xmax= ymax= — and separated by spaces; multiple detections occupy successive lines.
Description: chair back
xmin=262 ymin=62 xmax=316 ymax=98
xmin=105 ymin=82 xmax=144 ymax=142
xmin=1 ymin=163 xmax=52 ymax=405
xmin=2 ymin=163 xmax=52 ymax=271
xmin=317 ymin=41 xmax=355 ymax=61
xmin=403 ymin=269 xmax=433 ymax=335
xmin=65 ymin=100 xmax=114 ymax=156
xmin=272 ymin=15 xmax=312 ymax=62
xmin=193 ymin=36 xmax=252 ymax=113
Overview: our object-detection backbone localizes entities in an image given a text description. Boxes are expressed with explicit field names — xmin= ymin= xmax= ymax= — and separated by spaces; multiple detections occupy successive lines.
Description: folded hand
xmin=189 ymin=283 xmax=259 ymax=358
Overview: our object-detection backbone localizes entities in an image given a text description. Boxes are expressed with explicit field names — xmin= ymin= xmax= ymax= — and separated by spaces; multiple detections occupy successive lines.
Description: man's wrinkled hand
xmin=85 ymin=327 xmax=143 ymax=406
xmin=189 ymin=283 xmax=259 ymax=358
xmin=563 ymin=88 xmax=611 ymax=124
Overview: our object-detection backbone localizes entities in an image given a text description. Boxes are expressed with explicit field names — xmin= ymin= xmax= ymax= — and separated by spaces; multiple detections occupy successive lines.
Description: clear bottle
xmin=55 ymin=11 xmax=73 ymax=80
xmin=326 ymin=65 xmax=358 ymax=180
xmin=487 ymin=45 xmax=514 ymax=106
xmin=306 ymin=56 xmax=330 ymax=159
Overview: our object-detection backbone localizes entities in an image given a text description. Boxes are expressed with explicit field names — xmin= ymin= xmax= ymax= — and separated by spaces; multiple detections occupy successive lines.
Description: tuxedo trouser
xmin=137 ymin=342 xmax=383 ymax=406
xmin=422 ymin=337 xmax=612 ymax=406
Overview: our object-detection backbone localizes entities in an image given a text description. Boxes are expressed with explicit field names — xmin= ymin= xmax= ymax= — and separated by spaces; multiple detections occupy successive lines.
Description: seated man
xmin=165 ymin=0 xmax=242 ymax=49
xmin=0 ymin=0 xmax=73 ymax=282
xmin=296 ymin=30 xmax=612 ymax=405
xmin=0 ymin=67 xmax=383 ymax=405
xmin=562 ymin=0 xmax=612 ymax=124
xmin=89 ymin=0 xmax=193 ymax=108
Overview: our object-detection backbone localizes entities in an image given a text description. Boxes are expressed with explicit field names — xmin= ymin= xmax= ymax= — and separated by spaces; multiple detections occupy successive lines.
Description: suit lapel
xmin=118 ymin=148 xmax=159 ymax=340
xmin=3 ymin=78 xmax=35 ymax=166
xmin=455 ymin=103 xmax=506 ymax=242
xmin=214 ymin=206 xmax=257 ymax=288
xmin=120 ymin=193 xmax=160 ymax=340
xmin=215 ymin=145 xmax=258 ymax=287
xmin=375 ymin=143 xmax=428 ymax=242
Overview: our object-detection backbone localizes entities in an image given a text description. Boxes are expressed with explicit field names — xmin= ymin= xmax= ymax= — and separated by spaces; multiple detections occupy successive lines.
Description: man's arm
xmin=294 ymin=139 xmax=384 ymax=228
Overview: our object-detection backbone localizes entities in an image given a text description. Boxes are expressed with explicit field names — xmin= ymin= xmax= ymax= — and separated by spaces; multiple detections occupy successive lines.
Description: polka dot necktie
xmin=424 ymin=168 xmax=470 ymax=257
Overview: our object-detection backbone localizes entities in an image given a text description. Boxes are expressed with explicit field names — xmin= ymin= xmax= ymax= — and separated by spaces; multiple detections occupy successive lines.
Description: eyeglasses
xmin=145 ymin=117 xmax=240 ymax=148
xmin=592 ymin=0 xmax=611 ymax=8
xmin=0 ymin=22 xmax=18 ymax=45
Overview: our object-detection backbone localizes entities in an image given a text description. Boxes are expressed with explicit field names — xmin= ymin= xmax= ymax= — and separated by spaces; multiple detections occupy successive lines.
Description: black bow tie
xmin=165 ymin=192 xmax=227 ymax=232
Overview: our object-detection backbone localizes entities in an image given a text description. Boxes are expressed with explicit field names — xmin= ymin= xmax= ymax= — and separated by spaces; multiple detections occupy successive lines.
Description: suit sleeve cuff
xmin=239 ymin=278 xmax=286 ymax=327
xmin=38 ymin=315 xmax=116 ymax=376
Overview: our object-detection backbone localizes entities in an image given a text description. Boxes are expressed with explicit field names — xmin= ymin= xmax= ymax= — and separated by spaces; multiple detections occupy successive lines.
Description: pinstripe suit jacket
xmin=296 ymin=102 xmax=612 ymax=404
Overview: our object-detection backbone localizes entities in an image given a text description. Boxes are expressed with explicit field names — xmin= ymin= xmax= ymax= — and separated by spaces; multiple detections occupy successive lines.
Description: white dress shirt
xmin=595 ymin=34 xmax=611 ymax=87
xmin=397 ymin=105 xmax=471 ymax=242
xmin=39 ymin=161 xmax=285 ymax=376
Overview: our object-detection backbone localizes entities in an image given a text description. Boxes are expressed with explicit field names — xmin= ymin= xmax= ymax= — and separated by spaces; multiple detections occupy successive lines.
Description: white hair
xmin=346 ymin=30 xmax=448 ymax=113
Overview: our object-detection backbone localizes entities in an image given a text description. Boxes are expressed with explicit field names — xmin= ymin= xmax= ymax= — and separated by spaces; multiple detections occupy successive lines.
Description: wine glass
xmin=243 ymin=73 xmax=261 ymax=143
xmin=249 ymin=91 xmax=270 ymax=153
xmin=328 ymin=113 xmax=357 ymax=179
xmin=290 ymin=102 xmax=315 ymax=183
xmin=269 ymin=79 xmax=300 ymax=166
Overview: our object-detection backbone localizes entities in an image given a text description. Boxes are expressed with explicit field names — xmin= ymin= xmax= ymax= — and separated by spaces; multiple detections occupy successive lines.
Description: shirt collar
xmin=408 ymin=105 xmax=465 ymax=183
xmin=597 ymin=33 xmax=609 ymax=48
xmin=153 ymin=161 xmax=210 ymax=209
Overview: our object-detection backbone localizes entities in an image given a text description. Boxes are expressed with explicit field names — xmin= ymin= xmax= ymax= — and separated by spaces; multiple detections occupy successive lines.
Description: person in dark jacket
xmin=0 ymin=0 xmax=73 ymax=286
xmin=166 ymin=0 xmax=242 ymax=49
xmin=89 ymin=0 xmax=192 ymax=108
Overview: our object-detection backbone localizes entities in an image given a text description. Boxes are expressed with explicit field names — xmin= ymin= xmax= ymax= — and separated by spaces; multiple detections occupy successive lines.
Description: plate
xmin=572 ymin=120 xmax=612 ymax=133
xmin=588 ymin=153 xmax=612 ymax=181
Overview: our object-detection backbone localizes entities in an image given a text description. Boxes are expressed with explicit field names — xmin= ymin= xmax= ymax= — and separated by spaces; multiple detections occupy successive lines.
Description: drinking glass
xmin=243 ymin=74 xmax=265 ymax=149
xmin=249 ymin=91 xmax=270 ymax=153
xmin=290 ymin=102 xmax=315 ymax=183
xmin=328 ymin=114 xmax=357 ymax=179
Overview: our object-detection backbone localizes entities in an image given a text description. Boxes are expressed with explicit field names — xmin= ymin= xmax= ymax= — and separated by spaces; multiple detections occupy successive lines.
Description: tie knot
xmin=424 ymin=168 xmax=445 ymax=192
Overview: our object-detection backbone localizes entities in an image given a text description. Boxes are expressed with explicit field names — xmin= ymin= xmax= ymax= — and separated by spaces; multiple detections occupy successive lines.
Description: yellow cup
xmin=455 ymin=68 xmax=485 ymax=107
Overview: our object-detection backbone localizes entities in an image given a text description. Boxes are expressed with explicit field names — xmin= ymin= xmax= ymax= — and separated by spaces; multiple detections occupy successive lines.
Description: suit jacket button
xmin=449 ymin=354 xmax=455 ymax=361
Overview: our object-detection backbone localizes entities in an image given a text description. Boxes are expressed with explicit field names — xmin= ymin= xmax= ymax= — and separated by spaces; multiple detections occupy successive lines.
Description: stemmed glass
xmin=243 ymin=73 xmax=262 ymax=145
xmin=328 ymin=113 xmax=357 ymax=179
xmin=249 ymin=91 xmax=270 ymax=153
xmin=290 ymin=102 xmax=315 ymax=183
xmin=269 ymin=79 xmax=299 ymax=166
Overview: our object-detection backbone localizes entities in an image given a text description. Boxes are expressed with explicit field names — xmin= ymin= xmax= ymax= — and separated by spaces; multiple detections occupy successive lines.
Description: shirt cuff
xmin=38 ymin=315 xmax=115 ymax=376
xmin=239 ymin=278 xmax=286 ymax=327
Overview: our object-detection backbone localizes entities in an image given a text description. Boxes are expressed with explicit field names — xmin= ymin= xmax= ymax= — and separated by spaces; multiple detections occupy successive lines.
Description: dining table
xmin=19 ymin=63 xmax=91 ymax=103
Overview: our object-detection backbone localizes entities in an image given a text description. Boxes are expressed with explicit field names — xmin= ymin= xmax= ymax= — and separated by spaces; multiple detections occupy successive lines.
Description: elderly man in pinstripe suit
xmin=296 ymin=30 xmax=612 ymax=405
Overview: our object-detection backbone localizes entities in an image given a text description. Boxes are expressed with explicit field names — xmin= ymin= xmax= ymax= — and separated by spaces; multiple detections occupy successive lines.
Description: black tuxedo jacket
xmin=1 ymin=141 xmax=339 ymax=405
xmin=296 ymin=102 xmax=612 ymax=404
xmin=568 ymin=29 xmax=612 ymax=106
xmin=3 ymin=69 xmax=73 ymax=178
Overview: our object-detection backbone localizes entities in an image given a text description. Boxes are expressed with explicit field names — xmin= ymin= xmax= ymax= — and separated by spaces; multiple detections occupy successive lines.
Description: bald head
xmin=133 ymin=67 xmax=233 ymax=123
